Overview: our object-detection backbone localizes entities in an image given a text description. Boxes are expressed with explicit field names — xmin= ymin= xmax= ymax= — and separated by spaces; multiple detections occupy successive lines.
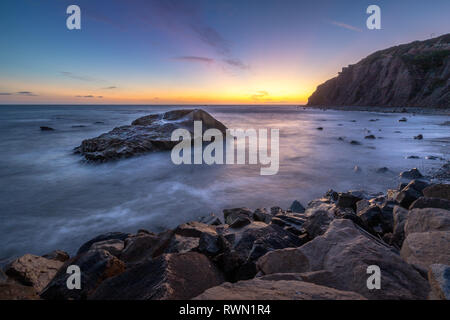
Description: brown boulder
xmin=193 ymin=279 xmax=366 ymax=300
xmin=90 ymin=252 xmax=224 ymax=300
xmin=400 ymin=231 xmax=450 ymax=270
xmin=0 ymin=281 xmax=40 ymax=300
xmin=175 ymin=221 xmax=217 ymax=238
xmin=404 ymin=208 xmax=450 ymax=236
xmin=409 ymin=197 xmax=450 ymax=210
xmin=423 ymin=184 xmax=450 ymax=201
xmin=256 ymin=219 xmax=429 ymax=299
xmin=40 ymin=249 xmax=125 ymax=300
xmin=5 ymin=254 xmax=63 ymax=293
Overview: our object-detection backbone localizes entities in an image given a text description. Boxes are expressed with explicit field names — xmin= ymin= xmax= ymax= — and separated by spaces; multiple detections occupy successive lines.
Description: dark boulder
xmin=77 ymin=232 xmax=130 ymax=255
xmin=40 ymin=126 xmax=54 ymax=131
xmin=290 ymin=200 xmax=305 ymax=213
xmin=223 ymin=208 xmax=253 ymax=225
xmin=74 ymin=109 xmax=227 ymax=162
xmin=400 ymin=168 xmax=423 ymax=180
xmin=396 ymin=186 xmax=422 ymax=209
xmin=409 ymin=197 xmax=450 ymax=210
xmin=90 ymin=252 xmax=224 ymax=300
xmin=40 ymin=249 xmax=125 ymax=300
xmin=423 ymin=184 xmax=450 ymax=201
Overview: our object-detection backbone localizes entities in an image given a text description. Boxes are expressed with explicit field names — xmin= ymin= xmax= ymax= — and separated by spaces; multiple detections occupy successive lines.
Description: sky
xmin=0 ymin=0 xmax=449 ymax=105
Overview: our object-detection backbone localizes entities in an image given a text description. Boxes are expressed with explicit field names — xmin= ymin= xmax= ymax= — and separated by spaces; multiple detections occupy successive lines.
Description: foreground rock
xmin=40 ymin=249 xmax=125 ymax=300
xmin=91 ymin=252 xmax=224 ymax=300
xmin=400 ymin=208 xmax=450 ymax=271
xmin=4 ymin=254 xmax=63 ymax=293
xmin=193 ymin=279 xmax=365 ymax=300
xmin=256 ymin=219 xmax=429 ymax=299
xmin=0 ymin=280 xmax=40 ymax=300
xmin=74 ymin=109 xmax=227 ymax=161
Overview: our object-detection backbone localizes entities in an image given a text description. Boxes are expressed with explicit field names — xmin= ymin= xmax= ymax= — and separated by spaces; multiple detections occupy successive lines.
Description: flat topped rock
xmin=74 ymin=109 xmax=227 ymax=162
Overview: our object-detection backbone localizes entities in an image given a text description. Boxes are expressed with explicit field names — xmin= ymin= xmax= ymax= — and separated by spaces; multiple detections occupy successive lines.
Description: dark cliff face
xmin=307 ymin=34 xmax=450 ymax=109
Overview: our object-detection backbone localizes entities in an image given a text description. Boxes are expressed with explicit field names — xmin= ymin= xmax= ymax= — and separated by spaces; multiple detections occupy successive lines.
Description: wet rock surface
xmin=74 ymin=109 xmax=227 ymax=161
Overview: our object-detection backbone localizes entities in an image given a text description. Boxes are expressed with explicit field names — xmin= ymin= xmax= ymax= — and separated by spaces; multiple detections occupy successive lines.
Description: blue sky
xmin=0 ymin=0 xmax=449 ymax=104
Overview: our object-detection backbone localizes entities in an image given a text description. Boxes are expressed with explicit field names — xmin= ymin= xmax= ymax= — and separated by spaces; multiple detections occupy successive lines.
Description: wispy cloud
xmin=17 ymin=91 xmax=38 ymax=96
xmin=173 ymin=56 xmax=214 ymax=64
xmin=223 ymin=59 xmax=250 ymax=70
xmin=251 ymin=90 xmax=270 ymax=101
xmin=0 ymin=91 xmax=38 ymax=96
xmin=141 ymin=0 xmax=249 ymax=72
xmin=60 ymin=71 xmax=99 ymax=82
xmin=328 ymin=20 xmax=363 ymax=32
xmin=75 ymin=95 xmax=103 ymax=99
xmin=102 ymin=86 xmax=117 ymax=90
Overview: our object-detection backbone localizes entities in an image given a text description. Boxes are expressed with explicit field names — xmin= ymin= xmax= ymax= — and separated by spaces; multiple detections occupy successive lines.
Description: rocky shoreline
xmin=303 ymin=105 xmax=450 ymax=116
xmin=1 ymin=166 xmax=449 ymax=300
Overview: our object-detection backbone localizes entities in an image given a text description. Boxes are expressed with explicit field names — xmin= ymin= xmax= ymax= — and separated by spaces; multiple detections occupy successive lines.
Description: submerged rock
xmin=40 ymin=126 xmax=54 ymax=131
xmin=74 ymin=109 xmax=227 ymax=162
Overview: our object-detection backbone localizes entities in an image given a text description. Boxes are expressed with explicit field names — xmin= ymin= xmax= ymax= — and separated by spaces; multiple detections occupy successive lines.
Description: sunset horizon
xmin=1 ymin=0 xmax=449 ymax=105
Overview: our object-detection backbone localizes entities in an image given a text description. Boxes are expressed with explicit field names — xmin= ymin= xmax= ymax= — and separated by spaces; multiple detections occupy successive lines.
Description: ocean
xmin=0 ymin=105 xmax=448 ymax=261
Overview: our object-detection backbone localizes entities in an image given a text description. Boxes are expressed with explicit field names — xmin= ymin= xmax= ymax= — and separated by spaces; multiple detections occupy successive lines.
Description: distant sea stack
xmin=307 ymin=34 xmax=450 ymax=109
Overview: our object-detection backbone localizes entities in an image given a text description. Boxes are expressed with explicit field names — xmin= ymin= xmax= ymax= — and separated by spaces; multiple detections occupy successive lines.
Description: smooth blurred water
xmin=0 ymin=105 xmax=449 ymax=260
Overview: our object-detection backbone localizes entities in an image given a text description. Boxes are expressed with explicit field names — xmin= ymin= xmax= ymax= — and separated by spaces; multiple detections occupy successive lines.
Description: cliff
xmin=307 ymin=34 xmax=450 ymax=109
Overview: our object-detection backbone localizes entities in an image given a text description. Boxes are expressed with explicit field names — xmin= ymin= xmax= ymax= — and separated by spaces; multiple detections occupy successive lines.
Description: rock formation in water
xmin=74 ymin=109 xmax=227 ymax=162
xmin=307 ymin=34 xmax=450 ymax=108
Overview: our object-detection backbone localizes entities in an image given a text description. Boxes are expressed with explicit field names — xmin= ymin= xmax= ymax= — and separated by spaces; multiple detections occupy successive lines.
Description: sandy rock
xmin=5 ymin=254 xmax=63 ymax=293
xmin=90 ymin=252 xmax=224 ymax=300
xmin=193 ymin=279 xmax=366 ymax=300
